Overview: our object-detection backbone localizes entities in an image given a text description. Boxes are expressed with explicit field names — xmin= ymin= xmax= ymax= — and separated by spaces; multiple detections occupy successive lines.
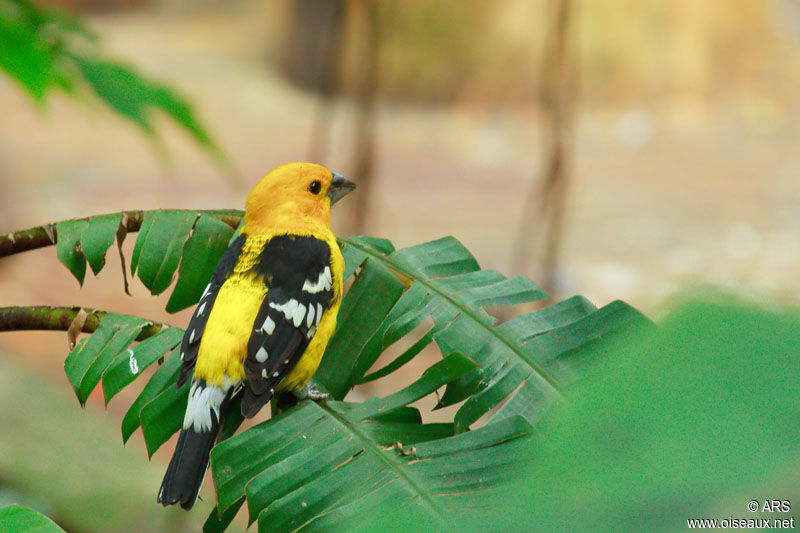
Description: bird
xmin=157 ymin=162 xmax=355 ymax=510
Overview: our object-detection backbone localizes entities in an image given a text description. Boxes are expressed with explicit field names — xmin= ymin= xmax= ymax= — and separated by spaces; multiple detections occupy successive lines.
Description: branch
xmin=0 ymin=209 xmax=243 ymax=259
xmin=0 ymin=306 xmax=169 ymax=341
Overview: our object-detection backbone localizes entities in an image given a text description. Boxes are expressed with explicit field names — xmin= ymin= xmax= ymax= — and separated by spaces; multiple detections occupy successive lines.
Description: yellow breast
xmin=194 ymin=235 xmax=268 ymax=386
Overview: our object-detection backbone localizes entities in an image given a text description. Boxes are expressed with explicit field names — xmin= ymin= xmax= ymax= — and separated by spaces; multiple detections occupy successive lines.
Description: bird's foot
xmin=293 ymin=380 xmax=331 ymax=401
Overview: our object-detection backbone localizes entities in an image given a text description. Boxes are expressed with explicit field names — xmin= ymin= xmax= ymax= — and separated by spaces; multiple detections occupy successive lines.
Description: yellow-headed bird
xmin=158 ymin=162 xmax=355 ymax=509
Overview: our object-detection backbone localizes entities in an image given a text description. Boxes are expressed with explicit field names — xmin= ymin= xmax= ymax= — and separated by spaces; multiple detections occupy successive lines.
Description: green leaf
xmin=494 ymin=296 xmax=800 ymax=531
xmin=166 ymin=213 xmax=234 ymax=313
xmin=486 ymin=299 xmax=650 ymax=428
xmin=346 ymin=353 xmax=478 ymax=421
xmin=63 ymin=312 xmax=149 ymax=405
xmin=130 ymin=210 xmax=197 ymax=295
xmin=0 ymin=505 xmax=65 ymax=533
xmin=338 ymin=236 xmax=563 ymax=430
xmin=0 ymin=0 xmax=226 ymax=162
xmin=314 ymin=257 xmax=406 ymax=399
xmin=339 ymin=235 xmax=395 ymax=281
xmin=55 ymin=219 xmax=89 ymax=284
xmin=101 ymin=327 xmax=183 ymax=404
xmin=139 ymin=375 xmax=191 ymax=457
xmin=80 ymin=213 xmax=121 ymax=275
xmin=434 ymin=365 xmax=484 ymax=408
xmin=203 ymin=500 xmax=243 ymax=533
xmin=69 ymin=54 xmax=223 ymax=158
xmin=358 ymin=329 xmax=435 ymax=384
xmin=360 ymin=420 xmax=454 ymax=446
xmin=212 ymin=402 xmax=327 ymax=513
xmin=366 ymin=406 xmax=422 ymax=424
xmin=0 ymin=13 xmax=58 ymax=100
xmin=246 ymin=410 xmax=533 ymax=532
xmin=211 ymin=353 xmax=484 ymax=527
xmin=121 ymin=345 xmax=182 ymax=442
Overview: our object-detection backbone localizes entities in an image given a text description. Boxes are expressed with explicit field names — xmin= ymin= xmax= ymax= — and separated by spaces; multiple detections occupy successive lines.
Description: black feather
xmin=157 ymin=385 xmax=233 ymax=509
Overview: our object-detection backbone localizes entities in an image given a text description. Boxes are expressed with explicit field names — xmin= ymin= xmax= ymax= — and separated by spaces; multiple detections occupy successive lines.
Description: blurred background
xmin=1 ymin=0 xmax=800 ymax=530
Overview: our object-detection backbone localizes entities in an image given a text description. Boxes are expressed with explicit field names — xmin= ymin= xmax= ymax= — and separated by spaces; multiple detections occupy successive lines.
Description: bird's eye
xmin=309 ymin=180 xmax=322 ymax=194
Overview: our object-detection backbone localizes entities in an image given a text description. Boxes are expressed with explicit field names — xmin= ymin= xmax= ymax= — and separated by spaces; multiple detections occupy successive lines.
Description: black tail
xmin=158 ymin=380 xmax=232 ymax=510
xmin=157 ymin=425 xmax=219 ymax=510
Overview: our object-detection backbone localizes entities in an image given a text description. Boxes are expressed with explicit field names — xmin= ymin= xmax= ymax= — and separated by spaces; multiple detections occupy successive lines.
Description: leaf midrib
xmin=339 ymin=237 xmax=563 ymax=396
xmin=319 ymin=402 xmax=445 ymax=517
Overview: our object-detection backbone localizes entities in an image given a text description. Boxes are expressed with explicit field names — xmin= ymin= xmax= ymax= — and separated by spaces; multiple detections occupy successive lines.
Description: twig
xmin=0 ymin=209 xmax=243 ymax=259
xmin=0 ymin=305 xmax=169 ymax=341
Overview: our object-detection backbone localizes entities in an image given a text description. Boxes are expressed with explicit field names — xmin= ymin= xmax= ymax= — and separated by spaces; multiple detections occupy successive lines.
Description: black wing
xmin=176 ymin=234 xmax=246 ymax=388
xmin=241 ymin=235 xmax=334 ymax=417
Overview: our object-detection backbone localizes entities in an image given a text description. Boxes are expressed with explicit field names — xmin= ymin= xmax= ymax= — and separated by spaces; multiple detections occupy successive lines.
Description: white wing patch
xmin=270 ymin=299 xmax=300 ymax=322
xmin=259 ymin=316 xmax=276 ymax=335
xmin=302 ymin=266 xmax=332 ymax=294
xmin=255 ymin=346 xmax=269 ymax=363
xmin=183 ymin=378 xmax=236 ymax=432
xmin=270 ymin=298 xmax=309 ymax=328
xmin=293 ymin=303 xmax=306 ymax=327
xmin=306 ymin=304 xmax=315 ymax=328
xmin=200 ymin=283 xmax=212 ymax=299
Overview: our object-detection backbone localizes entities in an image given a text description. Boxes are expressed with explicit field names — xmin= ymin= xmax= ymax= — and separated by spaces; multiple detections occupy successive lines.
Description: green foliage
xmin=56 ymin=210 xmax=235 ymax=310
xmin=481 ymin=295 xmax=800 ymax=531
xmin=64 ymin=312 xmax=151 ymax=405
xmin=212 ymin=354 xmax=480 ymax=530
xmin=55 ymin=219 xmax=89 ymax=285
xmin=0 ymin=0 xmax=224 ymax=160
xmin=101 ymin=326 xmax=183 ymax=404
xmin=120 ymin=344 xmax=183 ymax=444
xmin=42 ymin=208 xmax=648 ymax=531
xmin=28 ymin=209 xmax=800 ymax=530
xmin=342 ymin=296 xmax=800 ymax=531
xmin=0 ymin=505 xmax=64 ymax=533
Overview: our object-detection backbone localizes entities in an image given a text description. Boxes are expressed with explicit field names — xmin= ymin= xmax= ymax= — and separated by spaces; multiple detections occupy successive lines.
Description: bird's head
xmin=244 ymin=162 xmax=356 ymax=232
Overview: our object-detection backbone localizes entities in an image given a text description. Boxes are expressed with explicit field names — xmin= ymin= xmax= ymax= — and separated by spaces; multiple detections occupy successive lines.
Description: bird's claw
xmin=293 ymin=381 xmax=330 ymax=401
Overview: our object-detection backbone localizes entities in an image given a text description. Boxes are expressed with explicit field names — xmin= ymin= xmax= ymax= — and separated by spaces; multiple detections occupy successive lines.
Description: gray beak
xmin=328 ymin=171 xmax=356 ymax=205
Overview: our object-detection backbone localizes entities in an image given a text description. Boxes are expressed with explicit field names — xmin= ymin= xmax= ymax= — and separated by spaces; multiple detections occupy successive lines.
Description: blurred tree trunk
xmin=348 ymin=0 xmax=379 ymax=234
xmin=281 ymin=0 xmax=379 ymax=235
xmin=281 ymin=0 xmax=347 ymax=162
xmin=512 ymin=0 xmax=577 ymax=297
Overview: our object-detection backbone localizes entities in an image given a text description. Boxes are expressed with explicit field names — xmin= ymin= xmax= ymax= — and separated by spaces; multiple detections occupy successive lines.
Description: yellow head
xmin=243 ymin=162 xmax=356 ymax=233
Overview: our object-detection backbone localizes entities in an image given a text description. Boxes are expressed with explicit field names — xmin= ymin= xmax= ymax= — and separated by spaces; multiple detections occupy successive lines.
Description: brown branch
xmin=0 ymin=209 xmax=243 ymax=259
xmin=0 ymin=305 xmax=171 ymax=341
